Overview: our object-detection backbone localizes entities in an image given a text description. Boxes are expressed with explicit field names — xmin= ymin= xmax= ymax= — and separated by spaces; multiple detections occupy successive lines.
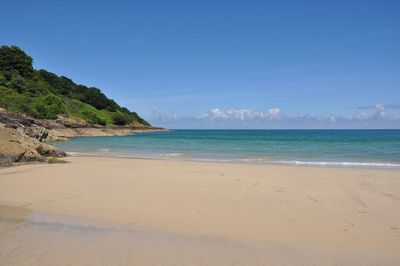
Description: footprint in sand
xmin=306 ymin=196 xmax=318 ymax=202
xmin=345 ymin=220 xmax=355 ymax=227
xmin=381 ymin=192 xmax=400 ymax=202
xmin=347 ymin=192 xmax=367 ymax=208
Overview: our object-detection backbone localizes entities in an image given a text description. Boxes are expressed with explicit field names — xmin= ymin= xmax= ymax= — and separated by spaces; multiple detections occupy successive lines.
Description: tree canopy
xmin=0 ymin=45 xmax=34 ymax=77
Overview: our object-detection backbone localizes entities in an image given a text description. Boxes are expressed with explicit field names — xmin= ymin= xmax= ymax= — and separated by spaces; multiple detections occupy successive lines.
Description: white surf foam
xmin=272 ymin=160 xmax=400 ymax=168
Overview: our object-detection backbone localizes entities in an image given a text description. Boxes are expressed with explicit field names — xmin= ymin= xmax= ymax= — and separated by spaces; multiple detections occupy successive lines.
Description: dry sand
xmin=0 ymin=156 xmax=399 ymax=265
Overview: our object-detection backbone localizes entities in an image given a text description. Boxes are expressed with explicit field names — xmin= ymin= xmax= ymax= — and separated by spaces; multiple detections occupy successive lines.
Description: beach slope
xmin=0 ymin=157 xmax=399 ymax=265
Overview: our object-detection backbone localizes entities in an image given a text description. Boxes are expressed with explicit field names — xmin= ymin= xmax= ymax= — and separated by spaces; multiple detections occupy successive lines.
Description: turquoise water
xmin=52 ymin=130 xmax=400 ymax=168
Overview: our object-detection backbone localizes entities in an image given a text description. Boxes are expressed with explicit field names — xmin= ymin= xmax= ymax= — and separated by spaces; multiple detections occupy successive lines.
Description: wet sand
xmin=0 ymin=156 xmax=399 ymax=265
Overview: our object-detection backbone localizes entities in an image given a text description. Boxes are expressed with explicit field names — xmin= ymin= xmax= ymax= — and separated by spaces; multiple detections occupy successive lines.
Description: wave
xmin=64 ymin=151 xmax=400 ymax=169
xmin=162 ymin=153 xmax=183 ymax=157
xmin=96 ymin=148 xmax=110 ymax=152
xmin=272 ymin=160 xmax=400 ymax=168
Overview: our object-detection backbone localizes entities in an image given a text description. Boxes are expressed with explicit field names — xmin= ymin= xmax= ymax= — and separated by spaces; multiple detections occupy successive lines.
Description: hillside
xmin=0 ymin=45 xmax=149 ymax=126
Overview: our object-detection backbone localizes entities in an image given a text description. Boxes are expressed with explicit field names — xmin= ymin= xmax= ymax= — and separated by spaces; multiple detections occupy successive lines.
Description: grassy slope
xmin=0 ymin=46 xmax=150 ymax=126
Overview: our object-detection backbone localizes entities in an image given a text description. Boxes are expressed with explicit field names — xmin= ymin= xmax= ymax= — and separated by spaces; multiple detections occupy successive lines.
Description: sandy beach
xmin=0 ymin=156 xmax=399 ymax=265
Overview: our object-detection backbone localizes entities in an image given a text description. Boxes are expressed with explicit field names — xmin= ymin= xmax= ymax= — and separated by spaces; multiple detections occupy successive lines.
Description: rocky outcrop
xmin=0 ymin=108 xmax=66 ymax=165
xmin=24 ymin=124 xmax=49 ymax=141
xmin=0 ymin=108 xmax=166 ymax=141
xmin=0 ymin=108 xmax=165 ymax=165
xmin=0 ymin=126 xmax=66 ymax=165
xmin=55 ymin=116 xmax=89 ymax=128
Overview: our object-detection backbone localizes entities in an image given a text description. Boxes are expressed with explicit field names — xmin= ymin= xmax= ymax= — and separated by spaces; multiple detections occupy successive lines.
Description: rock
xmin=23 ymin=124 xmax=49 ymax=142
xmin=39 ymin=143 xmax=67 ymax=157
xmin=0 ymin=109 xmax=35 ymax=128
xmin=45 ymin=133 xmax=70 ymax=142
xmin=0 ymin=127 xmax=65 ymax=165
xmin=56 ymin=116 xmax=88 ymax=128
xmin=0 ymin=109 xmax=50 ymax=142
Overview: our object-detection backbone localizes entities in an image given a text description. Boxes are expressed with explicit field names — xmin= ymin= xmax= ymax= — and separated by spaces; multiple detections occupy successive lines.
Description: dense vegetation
xmin=0 ymin=45 xmax=149 ymax=126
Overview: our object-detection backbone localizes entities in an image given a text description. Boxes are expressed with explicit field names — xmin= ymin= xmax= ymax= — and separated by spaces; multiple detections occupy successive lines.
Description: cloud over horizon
xmin=199 ymin=108 xmax=282 ymax=121
xmin=150 ymin=103 xmax=400 ymax=129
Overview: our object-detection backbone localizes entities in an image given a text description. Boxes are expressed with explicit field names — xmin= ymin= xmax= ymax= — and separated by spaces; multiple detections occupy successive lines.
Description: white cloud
xmin=149 ymin=104 xmax=400 ymax=129
xmin=356 ymin=104 xmax=387 ymax=120
xmin=357 ymin=103 xmax=400 ymax=111
xmin=199 ymin=107 xmax=282 ymax=121
xmin=375 ymin=104 xmax=384 ymax=111
xmin=267 ymin=108 xmax=281 ymax=117
xmin=151 ymin=107 xmax=177 ymax=121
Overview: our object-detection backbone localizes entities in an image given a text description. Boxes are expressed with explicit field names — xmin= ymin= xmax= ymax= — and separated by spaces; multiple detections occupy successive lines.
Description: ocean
xmin=52 ymin=129 xmax=400 ymax=169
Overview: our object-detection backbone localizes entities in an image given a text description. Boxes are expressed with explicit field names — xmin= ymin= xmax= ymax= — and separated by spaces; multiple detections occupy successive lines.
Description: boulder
xmin=0 ymin=126 xmax=65 ymax=165
xmin=56 ymin=116 xmax=88 ymax=128
xmin=23 ymin=124 xmax=49 ymax=142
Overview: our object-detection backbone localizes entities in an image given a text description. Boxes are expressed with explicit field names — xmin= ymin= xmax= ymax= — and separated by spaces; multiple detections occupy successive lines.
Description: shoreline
xmin=46 ymin=125 xmax=167 ymax=142
xmin=59 ymin=151 xmax=400 ymax=170
xmin=50 ymin=129 xmax=400 ymax=171
xmin=0 ymin=108 xmax=167 ymax=165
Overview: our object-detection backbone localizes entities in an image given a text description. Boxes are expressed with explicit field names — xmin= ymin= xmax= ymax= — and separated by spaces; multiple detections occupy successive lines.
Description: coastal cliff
xmin=0 ymin=45 xmax=164 ymax=165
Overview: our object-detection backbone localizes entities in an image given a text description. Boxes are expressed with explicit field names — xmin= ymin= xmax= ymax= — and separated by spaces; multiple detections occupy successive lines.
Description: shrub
xmin=112 ymin=112 xmax=132 ymax=125
xmin=48 ymin=157 xmax=66 ymax=164
xmin=32 ymin=94 xmax=65 ymax=119
xmin=81 ymin=110 xmax=107 ymax=125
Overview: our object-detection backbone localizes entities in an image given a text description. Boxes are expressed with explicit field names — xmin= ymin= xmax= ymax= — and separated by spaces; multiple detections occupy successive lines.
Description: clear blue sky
xmin=1 ymin=0 xmax=400 ymax=128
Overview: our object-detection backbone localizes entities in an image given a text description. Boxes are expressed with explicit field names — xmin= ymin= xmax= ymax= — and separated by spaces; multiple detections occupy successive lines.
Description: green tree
xmin=0 ymin=45 xmax=34 ymax=77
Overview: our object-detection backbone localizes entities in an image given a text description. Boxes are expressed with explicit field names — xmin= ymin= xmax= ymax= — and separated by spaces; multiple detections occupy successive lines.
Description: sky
xmin=1 ymin=0 xmax=400 ymax=128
